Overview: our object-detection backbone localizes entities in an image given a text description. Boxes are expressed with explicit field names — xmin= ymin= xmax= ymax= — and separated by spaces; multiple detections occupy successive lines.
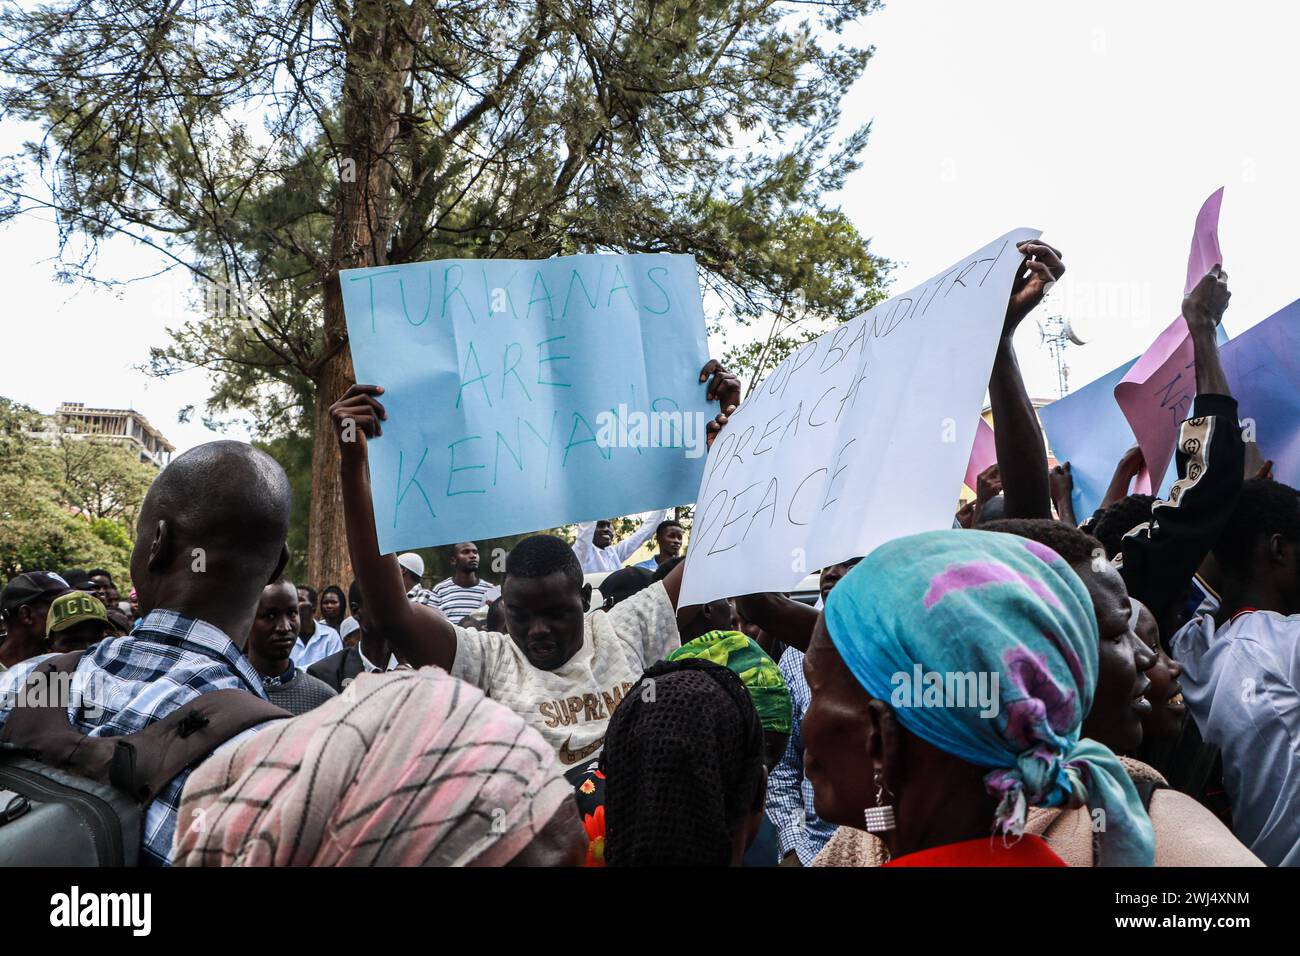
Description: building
xmin=47 ymin=402 xmax=175 ymax=468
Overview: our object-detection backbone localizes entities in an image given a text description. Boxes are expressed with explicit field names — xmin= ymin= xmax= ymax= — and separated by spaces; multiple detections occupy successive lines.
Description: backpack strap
xmin=1 ymin=652 xmax=291 ymax=803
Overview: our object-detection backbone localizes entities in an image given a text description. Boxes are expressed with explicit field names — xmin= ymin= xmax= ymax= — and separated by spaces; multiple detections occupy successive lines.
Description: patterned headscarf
xmin=667 ymin=630 xmax=792 ymax=734
xmin=823 ymin=529 xmax=1155 ymax=867
xmin=173 ymin=668 xmax=573 ymax=866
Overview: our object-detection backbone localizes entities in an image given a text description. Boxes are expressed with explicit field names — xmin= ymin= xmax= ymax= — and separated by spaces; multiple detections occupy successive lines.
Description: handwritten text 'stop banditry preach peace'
xmin=340 ymin=254 xmax=712 ymax=553
xmin=678 ymin=228 xmax=1040 ymax=606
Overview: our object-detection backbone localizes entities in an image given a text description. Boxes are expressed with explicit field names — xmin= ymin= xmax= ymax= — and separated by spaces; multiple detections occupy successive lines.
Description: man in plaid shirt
xmin=0 ymin=441 xmax=293 ymax=866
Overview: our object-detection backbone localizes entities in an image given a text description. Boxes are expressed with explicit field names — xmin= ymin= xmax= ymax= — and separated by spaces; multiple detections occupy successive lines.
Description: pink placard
xmin=964 ymin=416 xmax=997 ymax=491
xmin=1114 ymin=188 xmax=1224 ymax=493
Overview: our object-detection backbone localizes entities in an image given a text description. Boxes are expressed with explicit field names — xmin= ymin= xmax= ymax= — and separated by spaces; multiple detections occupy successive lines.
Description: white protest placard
xmin=678 ymin=228 xmax=1040 ymax=606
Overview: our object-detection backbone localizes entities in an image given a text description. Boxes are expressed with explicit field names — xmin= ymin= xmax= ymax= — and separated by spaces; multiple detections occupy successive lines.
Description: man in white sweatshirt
xmin=571 ymin=509 xmax=671 ymax=574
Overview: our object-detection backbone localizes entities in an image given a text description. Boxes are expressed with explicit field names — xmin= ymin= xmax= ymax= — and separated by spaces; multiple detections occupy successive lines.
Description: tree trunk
xmin=304 ymin=1 xmax=419 ymax=591
xmin=307 ymin=287 xmax=357 ymax=592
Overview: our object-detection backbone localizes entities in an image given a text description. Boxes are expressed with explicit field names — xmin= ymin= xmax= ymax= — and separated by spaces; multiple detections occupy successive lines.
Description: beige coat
xmin=811 ymin=758 xmax=1262 ymax=867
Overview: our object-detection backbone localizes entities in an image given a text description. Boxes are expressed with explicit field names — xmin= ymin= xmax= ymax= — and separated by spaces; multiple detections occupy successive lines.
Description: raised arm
xmin=1117 ymin=267 xmax=1242 ymax=627
xmin=730 ymin=592 xmax=817 ymax=653
xmin=571 ymin=520 xmax=599 ymax=571
xmin=987 ymin=240 xmax=1065 ymax=520
xmin=614 ymin=508 xmax=671 ymax=563
xmin=655 ymin=360 xmax=741 ymax=613
xmin=1050 ymin=462 xmax=1077 ymax=526
xmin=331 ymin=384 xmax=458 ymax=671
xmin=1101 ymin=444 xmax=1146 ymax=509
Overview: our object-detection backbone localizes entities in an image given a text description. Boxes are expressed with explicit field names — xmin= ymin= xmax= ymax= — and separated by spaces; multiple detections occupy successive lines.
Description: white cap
xmin=397 ymin=552 xmax=425 ymax=579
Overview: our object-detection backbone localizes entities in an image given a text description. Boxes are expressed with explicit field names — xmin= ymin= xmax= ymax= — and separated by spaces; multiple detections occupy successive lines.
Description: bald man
xmin=0 ymin=440 xmax=294 ymax=866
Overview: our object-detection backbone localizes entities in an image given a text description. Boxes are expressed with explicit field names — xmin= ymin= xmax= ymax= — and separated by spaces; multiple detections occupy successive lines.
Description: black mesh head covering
xmin=602 ymin=657 xmax=765 ymax=867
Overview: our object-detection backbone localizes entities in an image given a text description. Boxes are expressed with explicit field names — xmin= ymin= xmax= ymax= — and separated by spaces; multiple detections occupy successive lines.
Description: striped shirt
xmin=430 ymin=578 xmax=497 ymax=624
xmin=765 ymin=648 xmax=838 ymax=864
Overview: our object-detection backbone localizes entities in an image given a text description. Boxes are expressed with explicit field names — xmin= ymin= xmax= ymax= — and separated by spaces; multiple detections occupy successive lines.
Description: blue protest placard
xmin=1220 ymin=298 xmax=1300 ymax=488
xmin=340 ymin=254 xmax=712 ymax=553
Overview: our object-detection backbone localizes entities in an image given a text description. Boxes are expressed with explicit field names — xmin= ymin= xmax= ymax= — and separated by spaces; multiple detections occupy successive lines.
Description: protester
xmin=290 ymin=585 xmax=343 ymax=669
xmin=567 ymin=630 xmax=791 ymax=867
xmin=60 ymin=568 xmax=93 ymax=592
xmin=669 ymin=630 xmax=792 ymax=867
xmin=1171 ymin=477 xmax=1300 ymax=866
xmin=319 ymin=584 xmax=348 ymax=631
xmin=602 ymin=658 xmax=768 ymax=866
xmin=307 ymin=580 xmax=400 ymax=692
xmin=244 ymin=579 xmax=338 ymax=716
xmin=0 ymin=440 xmax=294 ymax=865
xmin=86 ymin=568 xmax=119 ymax=608
xmin=1131 ymin=599 xmax=1228 ymax=821
xmin=328 ymin=361 xmax=744 ymax=767
xmin=597 ymin=566 xmax=654 ymax=610
xmin=573 ymin=508 xmax=671 ymax=573
xmin=635 ymin=518 xmax=685 ymax=570
xmin=397 ymin=552 xmax=438 ymax=605
xmin=0 ymin=572 xmax=71 ymax=670
xmin=967 ymin=519 xmax=1259 ymax=866
xmin=767 ymin=561 xmax=856 ymax=866
xmin=45 ymin=590 xmax=112 ymax=653
xmin=173 ymin=667 xmax=585 ymax=866
xmin=429 ymin=542 xmax=497 ymax=622
xmin=804 ymin=529 xmax=1154 ymax=866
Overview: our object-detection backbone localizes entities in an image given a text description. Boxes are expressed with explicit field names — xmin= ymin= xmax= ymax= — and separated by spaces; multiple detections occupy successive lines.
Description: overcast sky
xmin=2 ymin=0 xmax=1295 ymax=452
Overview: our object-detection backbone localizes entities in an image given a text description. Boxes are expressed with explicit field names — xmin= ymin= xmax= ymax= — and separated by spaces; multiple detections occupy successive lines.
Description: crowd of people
xmin=1 ymin=240 xmax=1297 ymax=869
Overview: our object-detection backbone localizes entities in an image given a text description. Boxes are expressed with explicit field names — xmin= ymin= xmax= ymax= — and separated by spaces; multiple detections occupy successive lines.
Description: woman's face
xmin=801 ymin=617 xmax=875 ymax=827
xmin=1135 ymin=601 xmax=1185 ymax=743
xmin=321 ymin=591 xmax=342 ymax=621
xmin=1077 ymin=562 xmax=1156 ymax=753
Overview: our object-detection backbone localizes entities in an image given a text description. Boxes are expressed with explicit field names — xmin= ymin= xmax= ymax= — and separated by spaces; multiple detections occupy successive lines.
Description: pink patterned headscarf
xmin=173 ymin=668 xmax=572 ymax=866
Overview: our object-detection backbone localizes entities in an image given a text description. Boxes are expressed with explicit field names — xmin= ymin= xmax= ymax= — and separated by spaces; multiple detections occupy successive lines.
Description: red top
xmin=883 ymin=834 xmax=1066 ymax=867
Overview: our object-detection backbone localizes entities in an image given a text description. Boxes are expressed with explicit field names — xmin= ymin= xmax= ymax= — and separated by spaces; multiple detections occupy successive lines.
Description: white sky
xmin=2 ymin=0 xmax=1296 ymax=451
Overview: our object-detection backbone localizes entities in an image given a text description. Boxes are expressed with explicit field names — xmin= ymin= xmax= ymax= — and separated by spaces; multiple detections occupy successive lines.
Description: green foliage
xmin=0 ymin=398 xmax=135 ymax=582
xmin=253 ymin=432 xmax=314 ymax=582
xmin=0 ymin=0 xmax=891 ymax=435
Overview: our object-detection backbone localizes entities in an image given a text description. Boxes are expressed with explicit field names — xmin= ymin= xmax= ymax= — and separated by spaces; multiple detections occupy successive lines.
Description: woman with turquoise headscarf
xmin=803 ymin=528 xmax=1156 ymax=866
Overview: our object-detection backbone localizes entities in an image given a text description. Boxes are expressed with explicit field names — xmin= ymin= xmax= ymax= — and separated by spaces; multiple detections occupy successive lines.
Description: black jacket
xmin=306 ymin=646 xmax=365 ymax=693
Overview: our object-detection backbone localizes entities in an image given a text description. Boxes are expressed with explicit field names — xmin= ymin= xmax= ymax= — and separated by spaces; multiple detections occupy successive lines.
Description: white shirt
xmin=290 ymin=620 xmax=343 ymax=669
xmin=449 ymin=580 xmax=679 ymax=766
xmin=1171 ymin=608 xmax=1300 ymax=866
xmin=572 ymin=508 xmax=671 ymax=573
xmin=356 ymin=640 xmax=399 ymax=673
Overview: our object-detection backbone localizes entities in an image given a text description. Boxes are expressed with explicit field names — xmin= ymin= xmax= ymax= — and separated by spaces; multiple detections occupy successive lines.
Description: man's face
xmin=12 ymin=597 xmax=57 ymax=641
xmin=296 ymin=588 xmax=315 ymax=636
xmin=251 ymin=582 xmax=301 ymax=663
xmin=453 ymin=543 xmax=480 ymax=573
xmin=818 ymin=558 xmax=861 ymax=600
xmin=657 ymin=525 xmax=684 ymax=558
xmin=49 ymin=619 xmax=110 ymax=654
xmin=502 ymin=572 xmax=587 ymax=670
xmin=349 ymin=598 xmax=368 ymax=634
xmin=593 ymin=521 xmax=615 ymax=549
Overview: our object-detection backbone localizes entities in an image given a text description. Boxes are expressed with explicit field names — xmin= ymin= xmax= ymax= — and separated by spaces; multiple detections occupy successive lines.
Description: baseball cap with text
xmin=47 ymin=591 xmax=109 ymax=637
